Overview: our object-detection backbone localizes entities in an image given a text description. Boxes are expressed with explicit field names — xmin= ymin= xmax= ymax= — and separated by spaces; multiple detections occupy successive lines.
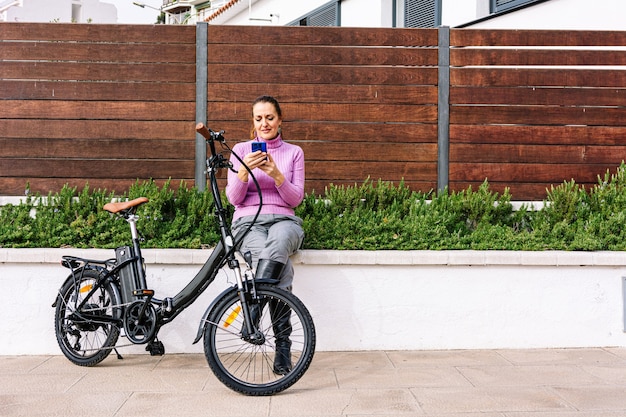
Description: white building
xmin=204 ymin=0 xmax=626 ymax=30
xmin=3 ymin=0 xmax=626 ymax=29
xmin=1 ymin=0 xmax=213 ymax=24
xmin=1 ymin=0 xmax=117 ymax=23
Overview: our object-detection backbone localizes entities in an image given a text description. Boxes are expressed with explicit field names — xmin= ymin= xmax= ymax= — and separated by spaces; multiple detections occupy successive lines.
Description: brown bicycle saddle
xmin=103 ymin=197 xmax=149 ymax=214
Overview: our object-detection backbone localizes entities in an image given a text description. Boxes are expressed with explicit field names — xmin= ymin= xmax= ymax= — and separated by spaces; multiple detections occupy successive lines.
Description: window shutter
xmin=287 ymin=1 xmax=339 ymax=26
xmin=492 ymin=0 xmax=537 ymax=13
xmin=307 ymin=3 xmax=337 ymax=26
xmin=404 ymin=0 xmax=439 ymax=28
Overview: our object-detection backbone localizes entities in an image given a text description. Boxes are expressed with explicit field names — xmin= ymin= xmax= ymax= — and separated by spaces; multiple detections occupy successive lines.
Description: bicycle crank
xmin=123 ymin=300 xmax=157 ymax=344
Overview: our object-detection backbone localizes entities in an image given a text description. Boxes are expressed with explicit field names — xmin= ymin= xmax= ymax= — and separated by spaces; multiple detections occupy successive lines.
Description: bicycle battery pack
xmin=115 ymin=246 xmax=141 ymax=304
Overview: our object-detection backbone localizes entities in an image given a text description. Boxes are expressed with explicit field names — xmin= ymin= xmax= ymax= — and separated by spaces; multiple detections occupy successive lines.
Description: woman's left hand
xmin=258 ymin=154 xmax=285 ymax=187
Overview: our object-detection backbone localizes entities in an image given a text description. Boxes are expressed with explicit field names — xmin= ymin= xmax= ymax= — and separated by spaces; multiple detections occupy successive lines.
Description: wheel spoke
xmin=54 ymin=270 xmax=121 ymax=366
xmin=204 ymin=284 xmax=315 ymax=395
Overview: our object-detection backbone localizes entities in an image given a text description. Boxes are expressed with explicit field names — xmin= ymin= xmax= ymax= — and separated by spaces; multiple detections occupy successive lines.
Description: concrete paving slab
xmin=458 ymin=364 xmax=604 ymax=387
xmin=0 ymin=348 xmax=625 ymax=417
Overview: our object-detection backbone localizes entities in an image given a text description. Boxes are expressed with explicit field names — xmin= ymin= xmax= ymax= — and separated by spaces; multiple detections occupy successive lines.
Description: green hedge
xmin=3 ymin=164 xmax=626 ymax=250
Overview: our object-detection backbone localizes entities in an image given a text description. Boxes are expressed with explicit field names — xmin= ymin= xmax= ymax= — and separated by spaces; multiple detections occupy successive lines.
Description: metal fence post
xmin=437 ymin=26 xmax=450 ymax=194
xmin=195 ymin=22 xmax=208 ymax=192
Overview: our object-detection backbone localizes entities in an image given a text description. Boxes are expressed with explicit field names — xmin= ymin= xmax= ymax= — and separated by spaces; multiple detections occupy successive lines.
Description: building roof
xmin=204 ymin=0 xmax=240 ymax=22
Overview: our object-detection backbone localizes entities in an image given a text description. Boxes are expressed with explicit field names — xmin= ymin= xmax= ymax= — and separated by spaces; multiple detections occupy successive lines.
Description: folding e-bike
xmin=52 ymin=123 xmax=316 ymax=396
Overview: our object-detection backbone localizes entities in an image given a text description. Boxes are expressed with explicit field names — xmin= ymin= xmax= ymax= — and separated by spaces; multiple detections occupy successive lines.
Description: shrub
xmin=2 ymin=164 xmax=626 ymax=250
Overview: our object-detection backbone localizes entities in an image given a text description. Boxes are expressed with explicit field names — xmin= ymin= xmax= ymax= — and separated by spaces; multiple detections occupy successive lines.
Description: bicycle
xmin=52 ymin=123 xmax=316 ymax=396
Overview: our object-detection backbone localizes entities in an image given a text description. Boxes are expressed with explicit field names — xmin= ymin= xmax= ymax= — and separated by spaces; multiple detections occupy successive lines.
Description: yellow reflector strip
xmin=224 ymin=306 xmax=241 ymax=328
xmin=79 ymin=284 xmax=93 ymax=293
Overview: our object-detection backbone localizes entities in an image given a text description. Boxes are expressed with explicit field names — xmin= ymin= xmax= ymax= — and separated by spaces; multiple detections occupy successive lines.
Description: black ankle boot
xmin=269 ymin=299 xmax=292 ymax=375
xmin=255 ymin=259 xmax=285 ymax=282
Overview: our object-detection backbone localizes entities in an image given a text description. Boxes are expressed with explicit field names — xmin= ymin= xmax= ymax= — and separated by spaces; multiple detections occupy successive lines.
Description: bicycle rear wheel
xmin=54 ymin=269 xmax=122 ymax=366
xmin=203 ymin=283 xmax=316 ymax=395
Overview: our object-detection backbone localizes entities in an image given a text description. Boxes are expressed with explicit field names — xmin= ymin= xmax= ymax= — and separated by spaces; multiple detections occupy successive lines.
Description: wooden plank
xmin=306 ymin=161 xmax=437 ymax=181
xmin=0 ymin=139 xmax=434 ymax=164
xmin=0 ymin=62 xmax=195 ymax=83
xmin=451 ymin=86 xmax=626 ymax=107
xmin=0 ymin=22 xmax=196 ymax=43
xmin=450 ymin=144 xmax=626 ymax=164
xmin=451 ymin=48 xmax=626 ymax=67
xmin=450 ymin=105 xmax=626 ymax=127
xmin=301 ymin=142 xmax=436 ymax=162
xmin=207 ymin=83 xmax=437 ymax=105
xmin=208 ymin=26 xmax=438 ymax=47
xmin=1 ymin=159 xmax=194 ymax=179
xmin=207 ymin=44 xmax=437 ymax=66
xmin=208 ymin=102 xmax=437 ymax=124
xmin=0 ymin=138 xmax=194 ymax=159
xmin=0 ymin=101 xmax=195 ymax=121
xmin=451 ymin=29 xmax=626 ymax=47
xmin=450 ymin=125 xmax=626 ymax=146
xmin=451 ymin=68 xmax=626 ymax=88
xmin=207 ymin=64 xmax=438 ymax=86
xmin=0 ymin=80 xmax=194 ymax=101
xmin=205 ymin=121 xmax=437 ymax=144
xmin=0 ymin=178 xmax=196 ymax=196
xmin=0 ymin=42 xmax=195 ymax=63
xmin=449 ymin=162 xmax=616 ymax=183
xmin=0 ymin=120 xmax=196 ymax=140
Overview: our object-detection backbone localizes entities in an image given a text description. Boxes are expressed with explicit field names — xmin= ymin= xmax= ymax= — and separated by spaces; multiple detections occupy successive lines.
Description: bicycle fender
xmin=52 ymin=266 xmax=116 ymax=308
xmin=193 ymin=285 xmax=238 ymax=344
xmin=51 ymin=266 xmax=102 ymax=307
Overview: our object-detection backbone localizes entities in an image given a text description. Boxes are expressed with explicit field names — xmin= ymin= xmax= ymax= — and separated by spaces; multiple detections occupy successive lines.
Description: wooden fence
xmin=1 ymin=23 xmax=625 ymax=200
xmin=0 ymin=24 xmax=197 ymax=195
xmin=449 ymin=29 xmax=626 ymax=198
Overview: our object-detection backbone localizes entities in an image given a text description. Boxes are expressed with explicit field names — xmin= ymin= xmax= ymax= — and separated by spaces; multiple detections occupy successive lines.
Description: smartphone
xmin=251 ymin=142 xmax=267 ymax=153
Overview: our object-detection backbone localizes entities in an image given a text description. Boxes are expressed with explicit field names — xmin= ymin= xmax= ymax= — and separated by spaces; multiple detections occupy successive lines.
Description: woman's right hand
xmin=238 ymin=151 xmax=267 ymax=182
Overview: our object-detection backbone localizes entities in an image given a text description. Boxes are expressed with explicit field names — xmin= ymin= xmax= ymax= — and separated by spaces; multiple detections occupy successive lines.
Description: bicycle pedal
xmin=146 ymin=340 xmax=165 ymax=356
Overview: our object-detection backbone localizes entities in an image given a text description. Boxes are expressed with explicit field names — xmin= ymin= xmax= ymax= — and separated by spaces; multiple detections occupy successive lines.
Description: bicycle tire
xmin=54 ymin=268 xmax=122 ymax=366
xmin=203 ymin=283 xmax=316 ymax=395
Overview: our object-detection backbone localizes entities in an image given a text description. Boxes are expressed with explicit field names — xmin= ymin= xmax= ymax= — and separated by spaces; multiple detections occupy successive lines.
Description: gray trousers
xmin=232 ymin=214 xmax=304 ymax=291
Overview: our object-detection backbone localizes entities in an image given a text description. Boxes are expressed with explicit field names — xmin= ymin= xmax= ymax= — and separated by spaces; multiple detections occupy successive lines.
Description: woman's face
xmin=253 ymin=101 xmax=282 ymax=141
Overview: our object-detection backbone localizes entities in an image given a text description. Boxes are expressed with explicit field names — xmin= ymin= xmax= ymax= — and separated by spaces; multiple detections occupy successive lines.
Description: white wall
xmin=441 ymin=0 xmax=482 ymax=27
xmin=462 ymin=0 xmax=626 ymax=30
xmin=2 ymin=248 xmax=626 ymax=356
xmin=210 ymin=0 xmax=626 ymax=31
xmin=341 ymin=0 xmax=385 ymax=28
xmin=218 ymin=0 xmax=330 ymax=26
xmin=214 ymin=0 xmax=395 ymax=27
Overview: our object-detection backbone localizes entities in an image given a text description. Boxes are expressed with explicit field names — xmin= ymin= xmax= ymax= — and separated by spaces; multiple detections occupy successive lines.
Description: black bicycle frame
xmin=56 ymin=125 xmax=254 ymax=341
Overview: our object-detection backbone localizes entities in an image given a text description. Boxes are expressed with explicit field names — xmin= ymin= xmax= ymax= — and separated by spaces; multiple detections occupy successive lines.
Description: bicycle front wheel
xmin=54 ymin=269 xmax=122 ymax=366
xmin=203 ymin=283 xmax=316 ymax=395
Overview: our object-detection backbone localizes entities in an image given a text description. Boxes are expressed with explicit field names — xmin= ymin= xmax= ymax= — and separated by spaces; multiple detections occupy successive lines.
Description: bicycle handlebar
xmin=196 ymin=123 xmax=224 ymax=143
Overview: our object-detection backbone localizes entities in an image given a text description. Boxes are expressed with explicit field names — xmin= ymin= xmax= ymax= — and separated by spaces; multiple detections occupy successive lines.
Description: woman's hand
xmin=237 ymin=150 xmax=267 ymax=182
xmin=238 ymin=151 xmax=284 ymax=186
xmin=258 ymin=153 xmax=285 ymax=186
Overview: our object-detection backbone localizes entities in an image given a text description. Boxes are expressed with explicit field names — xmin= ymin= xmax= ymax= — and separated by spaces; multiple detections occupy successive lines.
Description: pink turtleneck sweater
xmin=226 ymin=135 xmax=305 ymax=221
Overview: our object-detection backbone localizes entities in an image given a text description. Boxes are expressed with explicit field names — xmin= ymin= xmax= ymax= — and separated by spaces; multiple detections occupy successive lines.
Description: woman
xmin=225 ymin=95 xmax=305 ymax=374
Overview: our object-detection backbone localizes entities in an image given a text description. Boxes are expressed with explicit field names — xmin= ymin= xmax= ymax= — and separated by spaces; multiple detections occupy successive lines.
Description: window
xmin=491 ymin=0 xmax=539 ymax=13
xmin=287 ymin=1 xmax=340 ymax=27
xmin=400 ymin=0 xmax=441 ymax=28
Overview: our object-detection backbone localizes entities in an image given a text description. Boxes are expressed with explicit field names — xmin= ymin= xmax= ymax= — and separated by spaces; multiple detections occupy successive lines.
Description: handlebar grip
xmin=196 ymin=123 xmax=211 ymax=140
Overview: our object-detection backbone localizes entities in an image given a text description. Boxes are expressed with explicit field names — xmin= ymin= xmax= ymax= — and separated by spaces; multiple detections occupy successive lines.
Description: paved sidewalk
xmin=1 ymin=348 xmax=626 ymax=416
